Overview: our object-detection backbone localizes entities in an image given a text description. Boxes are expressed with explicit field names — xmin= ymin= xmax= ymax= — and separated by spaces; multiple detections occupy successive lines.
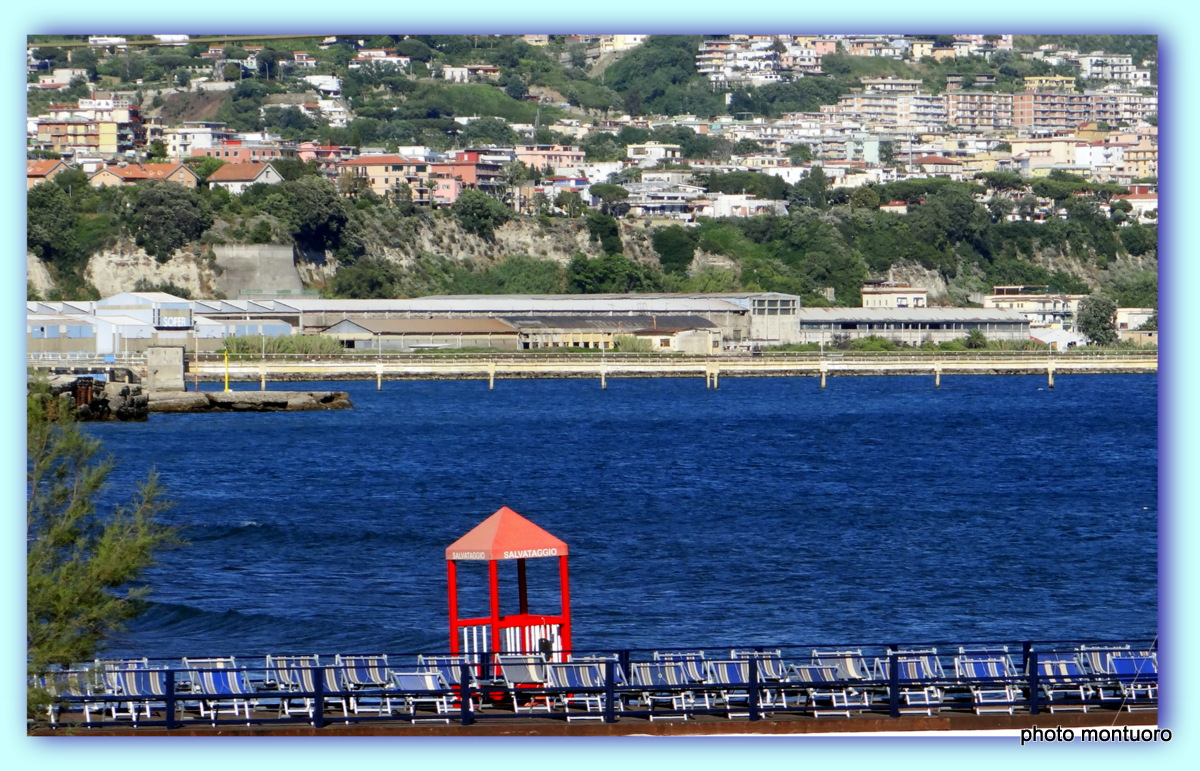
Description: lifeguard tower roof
xmin=446 ymin=506 xmax=568 ymax=562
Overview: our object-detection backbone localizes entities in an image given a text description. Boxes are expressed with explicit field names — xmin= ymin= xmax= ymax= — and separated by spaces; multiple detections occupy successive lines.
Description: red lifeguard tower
xmin=445 ymin=506 xmax=572 ymax=662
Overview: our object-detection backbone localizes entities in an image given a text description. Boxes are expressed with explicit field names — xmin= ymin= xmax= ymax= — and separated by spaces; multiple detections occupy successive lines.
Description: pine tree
xmin=27 ymin=380 xmax=180 ymax=714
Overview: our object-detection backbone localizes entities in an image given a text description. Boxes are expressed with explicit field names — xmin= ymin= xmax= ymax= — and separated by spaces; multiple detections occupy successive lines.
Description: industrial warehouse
xmin=27 ymin=291 xmax=1036 ymax=356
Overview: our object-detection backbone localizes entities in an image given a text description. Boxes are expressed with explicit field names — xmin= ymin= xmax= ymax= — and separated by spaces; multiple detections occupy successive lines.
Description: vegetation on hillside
xmin=27 ymin=34 xmax=1158 ymax=305
xmin=27 ymin=161 xmax=1157 ymax=307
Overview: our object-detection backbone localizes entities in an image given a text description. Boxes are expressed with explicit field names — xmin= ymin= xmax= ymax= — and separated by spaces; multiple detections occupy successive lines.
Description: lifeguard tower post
xmin=445 ymin=506 xmax=572 ymax=661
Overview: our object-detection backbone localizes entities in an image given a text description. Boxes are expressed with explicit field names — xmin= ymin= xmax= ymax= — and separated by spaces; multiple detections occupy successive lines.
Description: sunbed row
xmin=32 ymin=643 xmax=1157 ymax=727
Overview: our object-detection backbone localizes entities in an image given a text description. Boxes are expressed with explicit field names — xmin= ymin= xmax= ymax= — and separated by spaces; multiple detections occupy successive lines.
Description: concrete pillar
xmin=1048 ymin=366 xmax=1055 ymax=389
xmin=488 ymin=362 xmax=496 ymax=391
xmin=820 ymin=368 xmax=827 ymax=389
xmin=934 ymin=365 xmax=942 ymax=388
xmin=377 ymin=361 xmax=383 ymax=391
xmin=600 ymin=367 xmax=607 ymax=390
xmin=145 ymin=346 xmax=186 ymax=392
xmin=260 ymin=361 xmax=266 ymax=391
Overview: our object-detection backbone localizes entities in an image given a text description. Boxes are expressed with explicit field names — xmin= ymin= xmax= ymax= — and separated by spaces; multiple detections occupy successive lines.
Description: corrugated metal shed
xmin=795 ymin=308 xmax=1028 ymax=323
xmin=322 ymin=318 xmax=519 ymax=335
xmin=501 ymin=315 xmax=717 ymax=332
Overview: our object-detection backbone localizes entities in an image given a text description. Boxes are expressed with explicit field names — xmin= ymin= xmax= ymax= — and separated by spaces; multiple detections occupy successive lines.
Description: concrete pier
xmin=179 ymin=351 xmax=1157 ymax=386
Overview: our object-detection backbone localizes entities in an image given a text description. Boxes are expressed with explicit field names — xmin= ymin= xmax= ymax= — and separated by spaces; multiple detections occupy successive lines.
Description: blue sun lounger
xmin=954 ymin=656 xmax=1020 ymax=715
xmin=731 ymin=649 xmax=788 ymax=682
xmin=265 ymin=654 xmax=320 ymax=693
xmin=1108 ymin=653 xmax=1157 ymax=711
xmin=874 ymin=655 xmax=945 ymax=715
xmin=334 ymin=654 xmax=392 ymax=715
xmin=1033 ymin=653 xmax=1094 ymax=713
xmin=811 ymin=649 xmax=872 ymax=681
xmin=106 ymin=667 xmax=170 ymax=725
xmin=787 ymin=663 xmax=871 ymax=717
xmin=705 ymin=659 xmax=786 ymax=719
xmin=37 ymin=668 xmax=102 ymax=726
xmin=196 ymin=667 xmax=257 ymax=724
xmin=546 ymin=662 xmax=608 ymax=721
xmin=497 ymin=654 xmax=551 ymax=713
xmin=389 ymin=671 xmax=455 ymax=723
xmin=417 ymin=654 xmax=483 ymax=709
xmin=630 ymin=661 xmax=697 ymax=720
xmin=279 ymin=664 xmax=349 ymax=723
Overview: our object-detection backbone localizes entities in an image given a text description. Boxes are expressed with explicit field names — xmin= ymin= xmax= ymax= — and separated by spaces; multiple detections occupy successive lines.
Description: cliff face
xmin=28 ymin=216 xmax=1156 ymax=302
xmin=82 ymin=242 xmax=223 ymax=298
xmin=361 ymin=214 xmax=662 ymax=269
xmin=34 ymin=217 xmax=666 ymax=299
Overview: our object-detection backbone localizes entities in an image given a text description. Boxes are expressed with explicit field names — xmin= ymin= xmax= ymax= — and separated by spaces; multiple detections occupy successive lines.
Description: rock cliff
xmin=30 ymin=216 xmax=666 ymax=300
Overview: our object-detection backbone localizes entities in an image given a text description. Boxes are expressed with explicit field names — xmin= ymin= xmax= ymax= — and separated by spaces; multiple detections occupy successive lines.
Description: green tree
xmin=188 ymin=156 xmax=227 ymax=181
xmin=449 ymin=255 xmax=567 ymax=294
xmin=554 ymin=190 xmax=585 ymax=218
xmin=390 ymin=181 xmax=417 ymax=215
xmin=878 ymin=140 xmax=896 ymax=165
xmin=567 ymin=252 xmax=661 ymax=293
xmin=585 ymin=210 xmax=623 ymax=254
xmin=501 ymin=161 xmax=531 ymax=211
xmin=129 ymin=182 xmax=214 ymax=262
xmin=1119 ymin=222 xmax=1155 ymax=256
xmin=1076 ymin=294 xmax=1118 ymax=346
xmin=459 ymin=116 xmax=518 ymax=147
xmin=146 ymin=140 xmax=168 ymax=161
xmin=849 ymin=186 xmax=881 ymax=210
xmin=732 ymin=138 xmax=764 ymax=155
xmin=329 ymin=255 xmax=403 ymax=298
xmin=652 ymin=224 xmax=698 ymax=275
xmin=965 ymin=329 xmax=988 ymax=349
xmin=452 ymin=188 xmax=512 ymax=241
xmin=27 ymin=183 xmax=84 ymax=274
xmin=789 ymin=166 xmax=829 ymax=209
xmin=269 ymin=158 xmax=321 ymax=182
xmin=588 ymin=183 xmax=630 ymax=217
xmin=785 ymin=143 xmax=814 ymax=163
xmin=277 ymin=176 xmax=353 ymax=255
xmin=27 ymin=380 xmax=180 ymax=703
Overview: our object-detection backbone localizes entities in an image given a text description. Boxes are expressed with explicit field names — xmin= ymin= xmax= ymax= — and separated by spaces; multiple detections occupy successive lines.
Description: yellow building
xmin=1024 ymin=75 xmax=1077 ymax=92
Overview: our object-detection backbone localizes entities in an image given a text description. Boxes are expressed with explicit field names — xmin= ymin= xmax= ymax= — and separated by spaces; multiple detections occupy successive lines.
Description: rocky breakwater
xmin=43 ymin=377 xmax=150 ymax=421
xmin=148 ymin=390 xmax=353 ymax=413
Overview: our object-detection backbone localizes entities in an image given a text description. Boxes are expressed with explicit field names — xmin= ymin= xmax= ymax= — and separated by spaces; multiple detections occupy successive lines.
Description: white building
xmin=303 ymin=74 xmax=342 ymax=95
xmin=626 ymin=142 xmax=683 ymax=167
xmin=861 ymin=283 xmax=929 ymax=309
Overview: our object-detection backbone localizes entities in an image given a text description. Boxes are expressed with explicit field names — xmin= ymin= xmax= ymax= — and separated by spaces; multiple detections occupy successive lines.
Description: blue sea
xmin=83 ymin=374 xmax=1158 ymax=660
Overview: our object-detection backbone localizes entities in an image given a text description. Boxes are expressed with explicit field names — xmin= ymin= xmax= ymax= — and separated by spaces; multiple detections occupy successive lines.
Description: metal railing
xmin=187 ymin=350 xmax=1158 ymax=364
xmin=32 ymin=637 xmax=1156 ymax=730
xmin=27 ymin=352 xmax=147 ymax=366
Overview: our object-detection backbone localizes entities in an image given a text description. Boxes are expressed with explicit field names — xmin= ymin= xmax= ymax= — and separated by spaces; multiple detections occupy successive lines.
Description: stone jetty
xmin=147 ymin=390 xmax=353 ymax=413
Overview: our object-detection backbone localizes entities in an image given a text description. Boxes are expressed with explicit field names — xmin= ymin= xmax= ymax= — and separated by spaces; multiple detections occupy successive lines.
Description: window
xmin=660 ymin=338 xmax=671 ymax=347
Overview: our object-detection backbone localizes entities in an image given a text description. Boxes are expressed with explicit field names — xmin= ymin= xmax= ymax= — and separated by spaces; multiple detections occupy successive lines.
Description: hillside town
xmin=26 ymin=34 xmax=1159 ymax=353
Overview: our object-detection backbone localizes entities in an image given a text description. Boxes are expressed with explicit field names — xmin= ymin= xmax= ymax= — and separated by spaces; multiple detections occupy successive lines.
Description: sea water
xmin=82 ymin=374 xmax=1157 ymax=659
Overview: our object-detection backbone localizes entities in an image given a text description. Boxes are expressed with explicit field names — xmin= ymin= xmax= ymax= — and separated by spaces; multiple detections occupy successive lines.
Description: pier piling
xmin=934 ymin=365 xmax=942 ymax=388
xmin=488 ymin=363 xmax=496 ymax=391
xmin=1047 ymin=366 xmax=1055 ymax=389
